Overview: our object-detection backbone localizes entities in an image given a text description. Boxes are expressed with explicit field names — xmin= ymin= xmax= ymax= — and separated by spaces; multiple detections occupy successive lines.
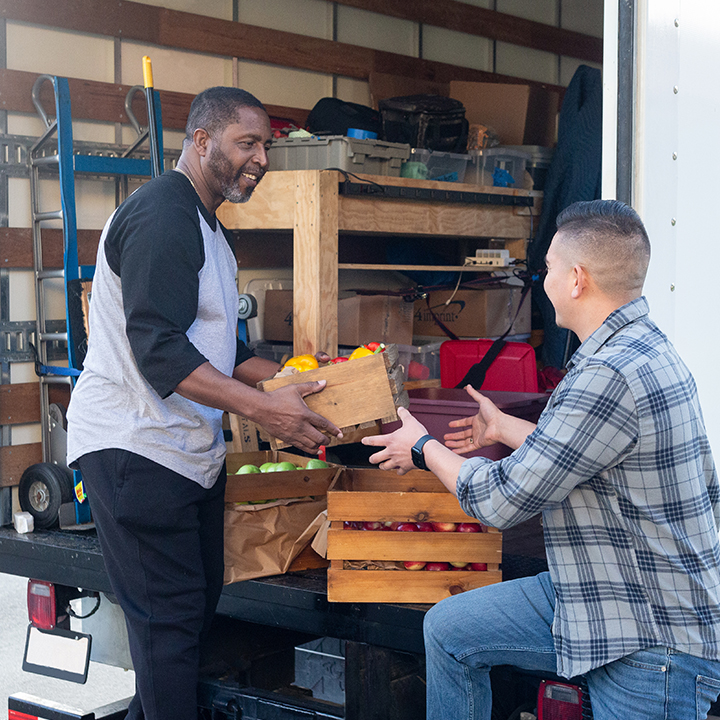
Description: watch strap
xmin=412 ymin=434 xmax=436 ymax=470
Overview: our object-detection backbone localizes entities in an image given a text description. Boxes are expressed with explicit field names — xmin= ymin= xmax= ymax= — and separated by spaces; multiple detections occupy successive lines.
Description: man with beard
xmin=66 ymin=87 xmax=340 ymax=720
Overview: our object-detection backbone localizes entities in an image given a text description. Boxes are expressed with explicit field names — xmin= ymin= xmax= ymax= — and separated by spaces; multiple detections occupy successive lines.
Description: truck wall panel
xmin=422 ymin=26 xmax=493 ymax=73
xmin=336 ymin=5 xmax=419 ymax=57
xmin=237 ymin=0 xmax=333 ymax=40
xmin=6 ymin=22 xmax=115 ymax=83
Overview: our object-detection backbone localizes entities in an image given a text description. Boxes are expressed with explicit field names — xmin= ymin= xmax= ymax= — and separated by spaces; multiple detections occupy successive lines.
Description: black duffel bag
xmin=379 ymin=95 xmax=468 ymax=152
xmin=306 ymin=97 xmax=382 ymax=137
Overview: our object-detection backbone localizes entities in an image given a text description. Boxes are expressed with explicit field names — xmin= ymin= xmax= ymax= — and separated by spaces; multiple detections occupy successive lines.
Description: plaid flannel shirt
xmin=456 ymin=297 xmax=720 ymax=678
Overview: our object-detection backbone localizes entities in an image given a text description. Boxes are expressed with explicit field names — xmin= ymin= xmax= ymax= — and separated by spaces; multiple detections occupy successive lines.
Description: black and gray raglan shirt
xmin=67 ymin=171 xmax=254 ymax=488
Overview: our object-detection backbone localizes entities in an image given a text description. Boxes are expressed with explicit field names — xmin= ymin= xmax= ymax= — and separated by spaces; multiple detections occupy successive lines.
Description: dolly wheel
xmin=19 ymin=463 xmax=74 ymax=529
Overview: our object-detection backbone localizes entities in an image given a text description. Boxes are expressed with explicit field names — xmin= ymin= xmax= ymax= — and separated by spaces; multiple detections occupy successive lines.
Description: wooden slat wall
xmin=0 ymin=384 xmax=70 ymax=487
xmin=0 ymin=68 xmax=310 ymax=132
xmin=0 ymin=0 xmax=568 ymax=96
xmin=0 ymin=443 xmax=42 ymax=487
xmin=0 ymin=384 xmax=71 ymax=425
xmin=333 ymin=0 xmax=602 ymax=64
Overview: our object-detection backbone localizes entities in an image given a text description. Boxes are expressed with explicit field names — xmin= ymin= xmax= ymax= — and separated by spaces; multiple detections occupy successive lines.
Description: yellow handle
xmin=142 ymin=55 xmax=154 ymax=89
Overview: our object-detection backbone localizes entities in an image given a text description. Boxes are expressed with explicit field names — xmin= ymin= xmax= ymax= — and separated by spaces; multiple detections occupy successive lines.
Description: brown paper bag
xmin=223 ymin=497 xmax=328 ymax=584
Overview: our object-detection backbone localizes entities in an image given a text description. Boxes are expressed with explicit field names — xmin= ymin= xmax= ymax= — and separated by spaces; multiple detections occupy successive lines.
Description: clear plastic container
xmin=401 ymin=148 xmax=470 ymax=183
xmin=466 ymin=147 xmax=532 ymax=188
xmin=396 ymin=342 xmax=443 ymax=381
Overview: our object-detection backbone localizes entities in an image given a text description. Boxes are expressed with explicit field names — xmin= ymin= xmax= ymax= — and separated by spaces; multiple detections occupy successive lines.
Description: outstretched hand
xmin=362 ymin=407 xmax=428 ymax=475
xmin=444 ymin=385 xmax=503 ymax=455
xmin=261 ymin=380 xmax=342 ymax=454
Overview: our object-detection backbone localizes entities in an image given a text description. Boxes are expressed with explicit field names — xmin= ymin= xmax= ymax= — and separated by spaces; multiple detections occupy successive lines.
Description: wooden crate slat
xmin=326 ymin=528 xmax=501 ymax=563
xmin=258 ymin=353 xmax=396 ymax=431
xmin=328 ymin=490 xmax=478 ymax=523
xmin=339 ymin=467 xmax=447 ymax=493
xmin=226 ymin=474 xmax=335 ymax=503
xmin=327 ymin=568 xmax=502 ymax=603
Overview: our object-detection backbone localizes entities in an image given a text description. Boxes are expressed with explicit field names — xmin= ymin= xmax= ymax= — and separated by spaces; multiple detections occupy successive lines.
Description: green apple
xmin=305 ymin=458 xmax=329 ymax=469
xmin=259 ymin=462 xmax=277 ymax=472
xmin=236 ymin=464 xmax=260 ymax=474
xmin=274 ymin=461 xmax=298 ymax=472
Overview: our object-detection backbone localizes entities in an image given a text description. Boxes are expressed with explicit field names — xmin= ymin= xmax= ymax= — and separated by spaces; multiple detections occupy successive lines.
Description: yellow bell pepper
xmin=283 ymin=354 xmax=319 ymax=372
xmin=348 ymin=345 xmax=375 ymax=360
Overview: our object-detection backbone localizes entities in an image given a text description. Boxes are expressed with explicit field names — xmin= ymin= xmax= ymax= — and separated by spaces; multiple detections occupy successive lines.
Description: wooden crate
xmin=327 ymin=468 xmax=502 ymax=604
xmin=225 ymin=450 xmax=341 ymax=503
xmin=257 ymin=351 xmax=403 ymax=450
xmin=225 ymin=450 xmax=340 ymax=573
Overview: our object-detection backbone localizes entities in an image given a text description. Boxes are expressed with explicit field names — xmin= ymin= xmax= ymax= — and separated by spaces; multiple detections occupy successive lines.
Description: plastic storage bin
xmin=440 ymin=339 xmax=538 ymax=392
xmin=396 ymin=341 xmax=443 ymax=381
xmin=466 ymin=147 xmax=532 ymax=188
xmin=401 ymin=148 xmax=470 ymax=183
xmin=503 ymin=145 xmax=554 ymax=190
xmin=268 ymin=135 xmax=410 ymax=176
xmin=382 ymin=388 xmax=548 ymax=460
xmin=294 ymin=637 xmax=345 ymax=705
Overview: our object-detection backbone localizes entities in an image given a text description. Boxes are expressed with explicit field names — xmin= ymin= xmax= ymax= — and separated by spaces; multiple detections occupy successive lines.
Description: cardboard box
xmin=326 ymin=467 xmax=502 ymax=603
xmin=263 ymin=289 xmax=414 ymax=346
xmin=413 ymin=285 xmax=530 ymax=339
xmin=450 ymin=81 xmax=559 ymax=147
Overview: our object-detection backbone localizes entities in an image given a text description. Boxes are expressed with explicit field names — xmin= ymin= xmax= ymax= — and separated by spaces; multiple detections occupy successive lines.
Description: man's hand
xmin=261 ymin=380 xmax=342 ymax=454
xmin=444 ymin=386 xmax=503 ymax=455
xmin=362 ymin=407 xmax=428 ymax=475
xmin=444 ymin=385 xmax=537 ymax=453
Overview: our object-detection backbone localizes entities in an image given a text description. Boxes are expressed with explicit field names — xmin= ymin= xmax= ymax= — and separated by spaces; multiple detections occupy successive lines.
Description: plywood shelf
xmin=218 ymin=170 xmax=540 ymax=357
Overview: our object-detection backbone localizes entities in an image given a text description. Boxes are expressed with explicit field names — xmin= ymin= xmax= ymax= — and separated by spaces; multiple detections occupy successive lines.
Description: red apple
xmin=431 ymin=522 xmax=457 ymax=532
xmin=343 ymin=521 xmax=361 ymax=529
xmin=396 ymin=523 xmax=418 ymax=531
xmin=362 ymin=521 xmax=384 ymax=531
xmin=403 ymin=560 xmax=426 ymax=571
xmin=384 ymin=521 xmax=401 ymax=530
xmin=470 ymin=562 xmax=488 ymax=571
xmin=425 ymin=562 xmax=450 ymax=571
xmin=456 ymin=523 xmax=482 ymax=533
xmin=416 ymin=522 xmax=434 ymax=532
xmin=449 ymin=561 xmax=469 ymax=568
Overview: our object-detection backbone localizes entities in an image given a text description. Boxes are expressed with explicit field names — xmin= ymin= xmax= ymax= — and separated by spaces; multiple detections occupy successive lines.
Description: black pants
xmin=78 ymin=449 xmax=226 ymax=720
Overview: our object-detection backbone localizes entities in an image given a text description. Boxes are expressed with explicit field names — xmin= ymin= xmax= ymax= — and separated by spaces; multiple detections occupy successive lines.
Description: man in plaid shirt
xmin=364 ymin=200 xmax=720 ymax=719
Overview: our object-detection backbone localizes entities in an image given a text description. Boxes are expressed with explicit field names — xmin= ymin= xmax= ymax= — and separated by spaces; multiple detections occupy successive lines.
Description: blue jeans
xmin=424 ymin=572 xmax=720 ymax=720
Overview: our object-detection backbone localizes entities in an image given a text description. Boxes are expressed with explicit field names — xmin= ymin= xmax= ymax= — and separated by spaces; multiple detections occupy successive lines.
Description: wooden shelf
xmin=218 ymin=170 xmax=540 ymax=357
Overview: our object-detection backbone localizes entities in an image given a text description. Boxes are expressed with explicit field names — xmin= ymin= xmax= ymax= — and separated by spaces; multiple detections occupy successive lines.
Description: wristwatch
xmin=411 ymin=434 xmax=436 ymax=471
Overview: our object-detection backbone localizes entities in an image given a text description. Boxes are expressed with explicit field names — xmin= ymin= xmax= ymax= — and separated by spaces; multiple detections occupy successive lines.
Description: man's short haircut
xmin=554 ymin=199 xmax=651 ymax=299
xmin=185 ymin=87 xmax=266 ymax=142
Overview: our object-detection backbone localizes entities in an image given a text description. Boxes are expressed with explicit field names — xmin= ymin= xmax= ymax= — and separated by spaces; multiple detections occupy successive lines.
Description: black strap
xmin=454 ymin=282 xmax=532 ymax=390
xmin=425 ymin=294 xmax=460 ymax=341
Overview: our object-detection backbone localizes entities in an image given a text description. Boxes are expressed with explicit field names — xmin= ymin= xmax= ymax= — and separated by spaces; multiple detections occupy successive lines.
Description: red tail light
xmin=27 ymin=579 xmax=56 ymax=630
xmin=537 ymin=679 xmax=583 ymax=720
xmin=9 ymin=711 xmax=39 ymax=720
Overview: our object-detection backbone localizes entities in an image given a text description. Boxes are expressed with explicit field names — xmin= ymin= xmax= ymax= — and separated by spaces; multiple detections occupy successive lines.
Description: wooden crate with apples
xmin=225 ymin=450 xmax=341 ymax=504
xmin=326 ymin=467 xmax=502 ymax=603
xmin=225 ymin=451 xmax=342 ymax=573
xmin=256 ymin=346 xmax=407 ymax=450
